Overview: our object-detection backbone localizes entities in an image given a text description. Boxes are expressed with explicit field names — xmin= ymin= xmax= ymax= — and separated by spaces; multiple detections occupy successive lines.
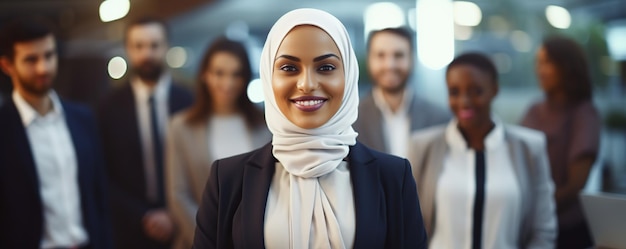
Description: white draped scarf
xmin=260 ymin=8 xmax=360 ymax=249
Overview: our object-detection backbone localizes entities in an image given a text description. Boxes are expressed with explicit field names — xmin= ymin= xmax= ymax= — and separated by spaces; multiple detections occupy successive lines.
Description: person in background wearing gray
xmin=165 ymin=37 xmax=270 ymax=249
xmin=409 ymin=52 xmax=556 ymax=249
xmin=521 ymin=36 xmax=601 ymax=249
xmin=353 ymin=27 xmax=450 ymax=158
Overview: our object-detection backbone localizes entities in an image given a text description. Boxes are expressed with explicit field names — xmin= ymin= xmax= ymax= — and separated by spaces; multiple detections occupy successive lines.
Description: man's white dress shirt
xmin=13 ymin=90 xmax=88 ymax=248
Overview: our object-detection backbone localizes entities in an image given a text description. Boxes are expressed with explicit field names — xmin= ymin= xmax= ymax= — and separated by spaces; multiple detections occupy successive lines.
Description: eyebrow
xmin=275 ymin=53 xmax=340 ymax=63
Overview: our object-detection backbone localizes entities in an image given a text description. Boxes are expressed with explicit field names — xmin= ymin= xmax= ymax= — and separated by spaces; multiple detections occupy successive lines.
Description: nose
xmin=36 ymin=57 xmax=53 ymax=75
xmin=297 ymin=68 xmax=318 ymax=93
xmin=382 ymin=55 xmax=396 ymax=70
xmin=223 ymin=75 xmax=238 ymax=92
xmin=459 ymin=93 xmax=471 ymax=108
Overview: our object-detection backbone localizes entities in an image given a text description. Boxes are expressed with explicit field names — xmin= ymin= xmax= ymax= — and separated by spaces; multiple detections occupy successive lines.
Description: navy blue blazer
xmin=192 ymin=142 xmax=428 ymax=249
xmin=0 ymin=97 xmax=112 ymax=249
xmin=97 ymin=82 xmax=192 ymax=248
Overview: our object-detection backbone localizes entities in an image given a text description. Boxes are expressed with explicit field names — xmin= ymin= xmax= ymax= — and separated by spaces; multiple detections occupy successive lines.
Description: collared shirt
xmin=372 ymin=87 xmax=412 ymax=158
xmin=130 ymin=73 xmax=171 ymax=202
xmin=12 ymin=90 xmax=88 ymax=248
xmin=430 ymin=119 xmax=522 ymax=249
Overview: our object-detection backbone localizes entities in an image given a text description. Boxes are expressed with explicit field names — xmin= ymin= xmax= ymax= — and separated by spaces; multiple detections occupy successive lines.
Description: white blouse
xmin=208 ymin=115 xmax=253 ymax=160
xmin=264 ymin=162 xmax=355 ymax=249
xmin=430 ymin=120 xmax=522 ymax=249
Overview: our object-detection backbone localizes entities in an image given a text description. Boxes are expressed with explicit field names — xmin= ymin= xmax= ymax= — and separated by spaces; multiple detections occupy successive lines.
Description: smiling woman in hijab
xmin=192 ymin=8 xmax=427 ymax=249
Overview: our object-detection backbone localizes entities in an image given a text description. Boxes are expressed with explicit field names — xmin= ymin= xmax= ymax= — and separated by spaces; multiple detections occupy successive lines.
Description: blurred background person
xmin=165 ymin=37 xmax=270 ymax=249
xmin=98 ymin=17 xmax=193 ymax=249
xmin=521 ymin=36 xmax=601 ymax=249
xmin=354 ymin=27 xmax=450 ymax=158
xmin=408 ymin=52 xmax=556 ymax=249
xmin=0 ymin=17 xmax=111 ymax=249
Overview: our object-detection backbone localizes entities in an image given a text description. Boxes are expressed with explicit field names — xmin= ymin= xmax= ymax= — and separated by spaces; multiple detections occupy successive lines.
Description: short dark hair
xmin=367 ymin=27 xmax=414 ymax=52
xmin=124 ymin=16 xmax=169 ymax=44
xmin=0 ymin=17 xmax=54 ymax=60
xmin=541 ymin=35 xmax=592 ymax=102
xmin=186 ymin=37 xmax=263 ymax=128
xmin=447 ymin=52 xmax=498 ymax=84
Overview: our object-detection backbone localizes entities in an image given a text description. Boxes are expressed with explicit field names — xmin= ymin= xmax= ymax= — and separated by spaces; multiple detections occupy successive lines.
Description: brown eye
xmin=279 ymin=65 xmax=298 ymax=72
xmin=471 ymin=87 xmax=484 ymax=96
xmin=318 ymin=64 xmax=336 ymax=72
xmin=448 ymin=88 xmax=459 ymax=96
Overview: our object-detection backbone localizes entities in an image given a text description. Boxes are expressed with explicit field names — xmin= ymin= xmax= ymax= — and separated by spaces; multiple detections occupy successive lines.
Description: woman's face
xmin=446 ymin=64 xmax=497 ymax=131
xmin=204 ymin=51 xmax=245 ymax=110
xmin=535 ymin=46 xmax=561 ymax=95
xmin=272 ymin=25 xmax=345 ymax=129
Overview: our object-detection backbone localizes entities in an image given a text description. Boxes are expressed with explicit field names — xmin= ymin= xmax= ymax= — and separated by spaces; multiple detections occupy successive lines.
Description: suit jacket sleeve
xmin=166 ymin=120 xmax=198 ymax=245
xmin=401 ymin=159 xmax=429 ymax=249
xmin=527 ymin=135 xmax=557 ymax=249
xmin=192 ymin=160 xmax=220 ymax=249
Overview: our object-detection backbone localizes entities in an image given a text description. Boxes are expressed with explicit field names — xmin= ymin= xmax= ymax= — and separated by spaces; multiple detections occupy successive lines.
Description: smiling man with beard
xmin=354 ymin=27 xmax=450 ymax=158
xmin=97 ymin=17 xmax=193 ymax=249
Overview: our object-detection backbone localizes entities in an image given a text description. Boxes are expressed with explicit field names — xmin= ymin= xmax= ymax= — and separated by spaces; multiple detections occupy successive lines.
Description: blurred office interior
xmin=0 ymin=0 xmax=625 ymax=193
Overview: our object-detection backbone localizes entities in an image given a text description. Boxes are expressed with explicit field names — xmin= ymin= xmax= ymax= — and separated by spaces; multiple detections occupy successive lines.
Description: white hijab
xmin=260 ymin=8 xmax=359 ymax=249
xmin=261 ymin=8 xmax=359 ymax=177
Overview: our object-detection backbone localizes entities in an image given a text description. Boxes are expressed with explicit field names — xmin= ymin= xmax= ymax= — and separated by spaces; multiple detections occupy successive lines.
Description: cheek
xmin=447 ymin=96 xmax=458 ymax=112
xmin=232 ymin=77 xmax=246 ymax=92
xmin=17 ymin=64 xmax=34 ymax=77
xmin=546 ymin=67 xmax=560 ymax=80
xmin=155 ymin=48 xmax=168 ymax=59
xmin=475 ymin=94 xmax=494 ymax=113
xmin=205 ymin=74 xmax=216 ymax=90
xmin=368 ymin=58 xmax=386 ymax=73
xmin=398 ymin=58 xmax=411 ymax=71
xmin=326 ymin=77 xmax=345 ymax=98
xmin=271 ymin=75 xmax=294 ymax=107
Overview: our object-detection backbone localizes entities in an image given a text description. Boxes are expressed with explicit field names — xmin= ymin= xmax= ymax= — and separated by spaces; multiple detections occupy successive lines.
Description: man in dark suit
xmin=98 ymin=17 xmax=193 ymax=249
xmin=0 ymin=18 xmax=112 ymax=249
xmin=353 ymin=27 xmax=450 ymax=157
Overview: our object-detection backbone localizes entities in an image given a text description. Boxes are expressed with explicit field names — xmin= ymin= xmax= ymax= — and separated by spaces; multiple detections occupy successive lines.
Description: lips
xmin=458 ymin=109 xmax=475 ymax=120
xmin=291 ymin=96 xmax=328 ymax=112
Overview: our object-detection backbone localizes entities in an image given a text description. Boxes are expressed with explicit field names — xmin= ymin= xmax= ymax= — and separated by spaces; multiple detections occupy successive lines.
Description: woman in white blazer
xmin=165 ymin=37 xmax=270 ymax=249
xmin=408 ymin=52 xmax=557 ymax=249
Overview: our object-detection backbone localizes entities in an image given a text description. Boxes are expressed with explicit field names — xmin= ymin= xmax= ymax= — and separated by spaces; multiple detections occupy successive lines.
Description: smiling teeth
xmin=295 ymin=100 xmax=324 ymax=106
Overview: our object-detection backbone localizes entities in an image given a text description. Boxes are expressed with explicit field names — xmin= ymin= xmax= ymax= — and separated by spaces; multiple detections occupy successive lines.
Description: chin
xmin=291 ymin=118 xmax=324 ymax=130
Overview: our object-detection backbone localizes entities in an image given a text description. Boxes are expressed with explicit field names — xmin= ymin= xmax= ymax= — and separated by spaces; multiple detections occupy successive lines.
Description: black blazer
xmin=97 ymin=82 xmax=192 ymax=248
xmin=0 ymin=97 xmax=112 ymax=249
xmin=192 ymin=142 xmax=428 ymax=249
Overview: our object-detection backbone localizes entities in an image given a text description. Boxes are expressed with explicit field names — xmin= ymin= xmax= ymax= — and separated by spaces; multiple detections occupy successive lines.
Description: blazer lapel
xmin=361 ymin=94 xmax=387 ymax=153
xmin=62 ymin=103 xmax=90 ymax=196
xmin=420 ymin=134 xmax=447 ymax=236
xmin=504 ymin=130 xmax=532 ymax=241
xmin=349 ymin=142 xmax=385 ymax=248
xmin=1 ymin=100 xmax=40 ymax=189
xmin=238 ymin=143 xmax=275 ymax=248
